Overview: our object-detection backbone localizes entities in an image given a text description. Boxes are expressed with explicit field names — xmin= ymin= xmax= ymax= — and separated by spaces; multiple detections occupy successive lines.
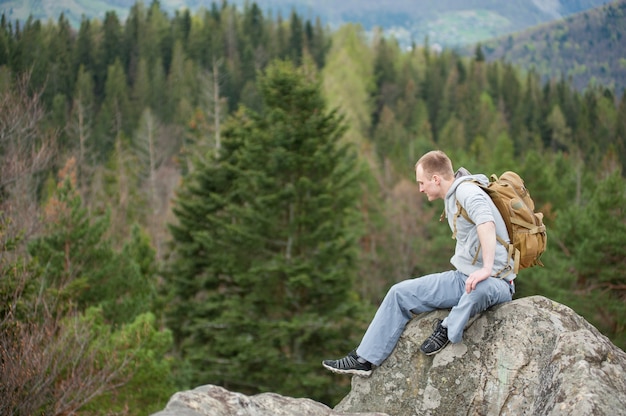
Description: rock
xmin=336 ymin=295 xmax=626 ymax=416
xmin=151 ymin=296 xmax=626 ymax=416
xmin=151 ymin=384 xmax=389 ymax=416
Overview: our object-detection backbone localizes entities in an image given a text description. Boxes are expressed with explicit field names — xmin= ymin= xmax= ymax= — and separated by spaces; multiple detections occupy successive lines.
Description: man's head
xmin=415 ymin=150 xmax=455 ymax=201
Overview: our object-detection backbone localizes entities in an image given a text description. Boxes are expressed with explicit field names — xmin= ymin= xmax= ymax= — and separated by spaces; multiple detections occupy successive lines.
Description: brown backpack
xmin=453 ymin=171 xmax=547 ymax=275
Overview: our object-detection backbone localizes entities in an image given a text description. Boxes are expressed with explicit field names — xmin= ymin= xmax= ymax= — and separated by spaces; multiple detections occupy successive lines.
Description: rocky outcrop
xmin=337 ymin=295 xmax=626 ymax=416
xmin=152 ymin=296 xmax=626 ymax=416
xmin=151 ymin=384 xmax=389 ymax=416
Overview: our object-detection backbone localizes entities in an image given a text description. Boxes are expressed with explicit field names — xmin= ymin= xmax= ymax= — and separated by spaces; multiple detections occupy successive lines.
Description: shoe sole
xmin=422 ymin=340 xmax=450 ymax=355
xmin=322 ymin=362 xmax=372 ymax=377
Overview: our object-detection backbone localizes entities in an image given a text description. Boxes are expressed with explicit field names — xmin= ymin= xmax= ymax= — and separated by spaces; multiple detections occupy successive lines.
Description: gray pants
xmin=356 ymin=270 xmax=513 ymax=366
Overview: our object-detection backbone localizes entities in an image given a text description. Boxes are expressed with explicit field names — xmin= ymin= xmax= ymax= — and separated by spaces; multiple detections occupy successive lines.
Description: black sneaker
xmin=322 ymin=350 xmax=372 ymax=377
xmin=420 ymin=319 xmax=450 ymax=355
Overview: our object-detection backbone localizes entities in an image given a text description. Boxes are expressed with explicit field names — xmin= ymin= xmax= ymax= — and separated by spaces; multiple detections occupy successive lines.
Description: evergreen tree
xmin=151 ymin=57 xmax=168 ymax=119
xmin=167 ymin=59 xmax=365 ymax=404
xmin=474 ymin=43 xmax=485 ymax=62
xmin=0 ymin=20 xmax=9 ymax=66
xmin=95 ymin=58 xmax=132 ymax=160
xmin=132 ymin=57 xmax=151 ymax=112
xmin=96 ymin=11 xmax=123 ymax=97
xmin=309 ymin=17 xmax=329 ymax=68
xmin=13 ymin=160 xmax=175 ymax=414
xmin=79 ymin=309 xmax=175 ymax=415
xmin=288 ymin=10 xmax=304 ymax=65
xmin=123 ymin=1 xmax=145 ymax=79
xmin=546 ymin=105 xmax=572 ymax=151
xmin=12 ymin=18 xmax=46 ymax=91
xmin=27 ymin=161 xmax=124 ymax=322
xmin=73 ymin=17 xmax=96 ymax=80
xmin=371 ymin=34 xmax=399 ymax=129
xmin=242 ymin=1 xmax=265 ymax=55
xmin=42 ymin=13 xmax=73 ymax=105
xmin=547 ymin=169 xmax=626 ymax=349
xmin=500 ymin=63 xmax=523 ymax=138
xmin=147 ymin=0 xmax=173 ymax=72
xmin=166 ymin=39 xmax=194 ymax=124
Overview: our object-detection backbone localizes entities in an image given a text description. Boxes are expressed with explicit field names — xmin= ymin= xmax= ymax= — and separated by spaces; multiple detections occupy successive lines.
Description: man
xmin=322 ymin=150 xmax=515 ymax=377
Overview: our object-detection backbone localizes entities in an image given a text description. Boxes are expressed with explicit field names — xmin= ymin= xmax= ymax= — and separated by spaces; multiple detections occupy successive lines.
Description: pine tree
xmin=166 ymin=39 xmax=194 ymax=124
xmin=288 ymin=10 xmax=304 ymax=65
xmin=95 ymin=58 xmax=132 ymax=160
xmin=167 ymin=59 xmax=365 ymax=404
xmin=548 ymin=169 xmax=626 ymax=350
xmin=132 ymin=57 xmax=151 ymax=113
xmin=27 ymin=160 xmax=117 ymax=320
xmin=0 ymin=19 xmax=9 ymax=66
xmin=73 ymin=17 xmax=95 ymax=75
xmin=95 ymin=11 xmax=123 ymax=97
xmin=12 ymin=160 xmax=175 ymax=415
xmin=123 ymin=1 xmax=144 ymax=80
xmin=42 ymin=13 xmax=73 ymax=104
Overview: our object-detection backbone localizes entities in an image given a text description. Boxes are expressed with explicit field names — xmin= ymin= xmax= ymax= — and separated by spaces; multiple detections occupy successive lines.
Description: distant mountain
xmin=479 ymin=0 xmax=626 ymax=94
xmin=0 ymin=0 xmax=612 ymax=48
xmin=1 ymin=0 xmax=621 ymax=92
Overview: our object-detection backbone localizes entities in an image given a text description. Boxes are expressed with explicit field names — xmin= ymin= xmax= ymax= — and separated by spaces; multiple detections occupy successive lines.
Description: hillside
xmin=2 ymin=0 xmax=618 ymax=93
xmin=479 ymin=0 xmax=626 ymax=94
xmin=0 ymin=0 xmax=612 ymax=47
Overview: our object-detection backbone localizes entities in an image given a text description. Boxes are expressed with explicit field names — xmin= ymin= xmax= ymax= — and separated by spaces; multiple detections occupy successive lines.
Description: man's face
xmin=415 ymin=164 xmax=441 ymax=201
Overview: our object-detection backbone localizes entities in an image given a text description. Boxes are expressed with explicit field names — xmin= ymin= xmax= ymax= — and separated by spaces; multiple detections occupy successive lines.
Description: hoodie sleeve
xmin=455 ymin=182 xmax=495 ymax=226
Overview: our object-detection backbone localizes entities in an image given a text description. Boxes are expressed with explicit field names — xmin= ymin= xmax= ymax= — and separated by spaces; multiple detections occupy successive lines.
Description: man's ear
xmin=432 ymin=174 xmax=440 ymax=185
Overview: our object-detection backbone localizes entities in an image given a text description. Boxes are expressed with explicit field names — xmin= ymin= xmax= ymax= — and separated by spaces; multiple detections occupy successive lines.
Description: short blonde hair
xmin=415 ymin=150 xmax=454 ymax=180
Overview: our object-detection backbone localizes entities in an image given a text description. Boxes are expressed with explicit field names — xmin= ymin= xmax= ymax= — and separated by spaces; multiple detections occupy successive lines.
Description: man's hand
xmin=466 ymin=221 xmax=497 ymax=293
xmin=466 ymin=267 xmax=491 ymax=293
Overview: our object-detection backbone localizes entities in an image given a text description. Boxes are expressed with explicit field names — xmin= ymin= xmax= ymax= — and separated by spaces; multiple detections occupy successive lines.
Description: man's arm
xmin=465 ymin=221 xmax=496 ymax=293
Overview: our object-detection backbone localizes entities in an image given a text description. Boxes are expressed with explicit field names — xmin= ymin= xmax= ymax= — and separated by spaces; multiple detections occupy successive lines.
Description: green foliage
xmin=81 ymin=309 xmax=175 ymax=415
xmin=28 ymin=176 xmax=114 ymax=315
xmin=480 ymin=0 xmax=626 ymax=94
xmin=167 ymin=59 xmax=366 ymax=405
xmin=561 ymin=171 xmax=626 ymax=348
xmin=2 ymin=0 xmax=626 ymax=411
xmin=95 ymin=58 xmax=132 ymax=158
xmin=0 ymin=222 xmax=35 ymax=323
xmin=2 ymin=211 xmax=174 ymax=415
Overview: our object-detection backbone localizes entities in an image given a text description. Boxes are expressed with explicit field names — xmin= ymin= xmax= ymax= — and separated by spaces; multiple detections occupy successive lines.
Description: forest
xmin=481 ymin=0 xmax=626 ymax=94
xmin=0 ymin=0 xmax=625 ymax=414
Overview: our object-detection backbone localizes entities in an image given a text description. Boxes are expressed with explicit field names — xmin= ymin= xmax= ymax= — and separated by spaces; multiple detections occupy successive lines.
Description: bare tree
xmin=0 ymin=73 xmax=57 ymax=240
xmin=66 ymin=72 xmax=96 ymax=196
xmin=0 ymin=171 xmax=141 ymax=415
xmin=134 ymin=108 xmax=180 ymax=259
xmin=191 ymin=60 xmax=227 ymax=163
xmin=0 ymin=311 xmax=136 ymax=415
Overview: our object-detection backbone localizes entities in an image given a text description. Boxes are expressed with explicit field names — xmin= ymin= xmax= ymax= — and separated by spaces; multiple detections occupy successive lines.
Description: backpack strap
xmin=453 ymin=200 xmax=519 ymax=278
xmin=452 ymin=200 xmax=468 ymax=240
xmin=511 ymin=217 xmax=546 ymax=235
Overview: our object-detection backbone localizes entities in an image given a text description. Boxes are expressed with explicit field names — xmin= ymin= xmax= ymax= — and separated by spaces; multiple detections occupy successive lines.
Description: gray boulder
xmin=152 ymin=296 xmax=626 ymax=416
xmin=151 ymin=384 xmax=389 ymax=416
xmin=336 ymin=295 xmax=626 ymax=416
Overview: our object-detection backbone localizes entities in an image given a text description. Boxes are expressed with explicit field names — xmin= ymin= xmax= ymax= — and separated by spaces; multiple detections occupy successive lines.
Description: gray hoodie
xmin=444 ymin=169 xmax=516 ymax=282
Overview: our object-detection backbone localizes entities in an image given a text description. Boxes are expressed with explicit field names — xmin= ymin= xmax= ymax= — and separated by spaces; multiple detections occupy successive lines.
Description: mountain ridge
xmin=0 ymin=0 xmax=612 ymax=47
xmin=1 ymin=0 xmax=622 ymax=92
xmin=479 ymin=0 xmax=626 ymax=94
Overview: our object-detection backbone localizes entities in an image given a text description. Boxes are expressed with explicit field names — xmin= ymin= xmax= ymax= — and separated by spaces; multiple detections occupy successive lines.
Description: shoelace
xmin=426 ymin=323 xmax=447 ymax=345
xmin=336 ymin=354 xmax=359 ymax=369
